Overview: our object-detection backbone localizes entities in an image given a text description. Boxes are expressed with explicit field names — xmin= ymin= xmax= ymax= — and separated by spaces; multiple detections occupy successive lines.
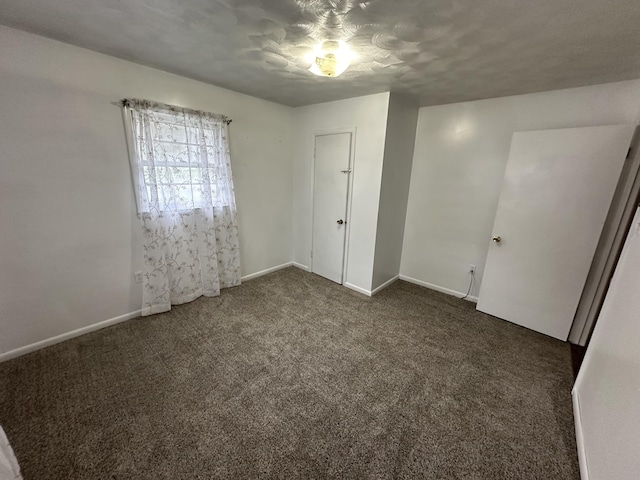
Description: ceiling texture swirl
xmin=2 ymin=0 xmax=640 ymax=106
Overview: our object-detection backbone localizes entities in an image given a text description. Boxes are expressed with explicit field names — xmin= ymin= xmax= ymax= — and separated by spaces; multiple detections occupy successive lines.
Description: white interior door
xmin=312 ymin=132 xmax=352 ymax=284
xmin=477 ymin=125 xmax=635 ymax=340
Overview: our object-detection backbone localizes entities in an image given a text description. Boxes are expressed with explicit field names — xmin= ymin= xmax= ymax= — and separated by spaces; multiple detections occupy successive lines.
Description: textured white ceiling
xmin=2 ymin=0 xmax=640 ymax=107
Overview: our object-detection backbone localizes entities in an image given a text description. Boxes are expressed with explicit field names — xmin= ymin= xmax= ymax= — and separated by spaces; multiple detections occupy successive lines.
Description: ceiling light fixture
xmin=308 ymin=40 xmax=353 ymax=77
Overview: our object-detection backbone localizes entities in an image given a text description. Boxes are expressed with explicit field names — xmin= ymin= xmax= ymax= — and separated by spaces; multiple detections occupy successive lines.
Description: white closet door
xmin=312 ymin=132 xmax=352 ymax=284
xmin=477 ymin=125 xmax=634 ymax=340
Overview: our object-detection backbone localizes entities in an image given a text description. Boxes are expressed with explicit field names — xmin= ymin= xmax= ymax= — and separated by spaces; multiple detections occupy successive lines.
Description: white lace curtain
xmin=123 ymin=99 xmax=241 ymax=316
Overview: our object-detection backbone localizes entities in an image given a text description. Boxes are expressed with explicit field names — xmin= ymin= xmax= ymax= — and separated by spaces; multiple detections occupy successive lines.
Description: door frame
xmin=309 ymin=127 xmax=357 ymax=284
xmin=569 ymin=126 xmax=640 ymax=345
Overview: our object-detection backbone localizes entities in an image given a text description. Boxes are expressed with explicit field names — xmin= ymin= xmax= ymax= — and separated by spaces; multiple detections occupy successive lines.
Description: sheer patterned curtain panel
xmin=122 ymin=99 xmax=241 ymax=316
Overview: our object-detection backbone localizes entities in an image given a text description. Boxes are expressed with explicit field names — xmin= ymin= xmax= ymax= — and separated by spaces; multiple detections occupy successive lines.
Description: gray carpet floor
xmin=0 ymin=267 xmax=579 ymax=479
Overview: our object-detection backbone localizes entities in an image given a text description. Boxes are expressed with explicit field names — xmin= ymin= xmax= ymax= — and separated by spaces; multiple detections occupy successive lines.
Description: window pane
xmin=131 ymin=107 xmax=233 ymax=213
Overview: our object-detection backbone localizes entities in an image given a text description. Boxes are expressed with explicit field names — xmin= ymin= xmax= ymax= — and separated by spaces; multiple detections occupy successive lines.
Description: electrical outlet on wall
xmin=134 ymin=271 xmax=144 ymax=283
xmin=469 ymin=265 xmax=476 ymax=274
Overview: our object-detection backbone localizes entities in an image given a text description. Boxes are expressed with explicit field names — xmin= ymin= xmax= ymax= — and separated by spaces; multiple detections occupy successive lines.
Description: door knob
xmin=337 ymin=219 xmax=344 ymax=225
xmin=492 ymin=235 xmax=501 ymax=243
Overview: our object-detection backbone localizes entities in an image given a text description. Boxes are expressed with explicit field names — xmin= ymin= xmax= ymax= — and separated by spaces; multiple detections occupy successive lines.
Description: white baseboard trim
xmin=371 ymin=275 xmax=399 ymax=296
xmin=0 ymin=309 xmax=142 ymax=363
xmin=1 ymin=262 xmax=298 ymax=363
xmin=572 ymin=389 xmax=590 ymax=480
xmin=398 ymin=275 xmax=478 ymax=303
xmin=292 ymin=262 xmax=310 ymax=272
xmin=344 ymin=282 xmax=372 ymax=297
xmin=241 ymin=262 xmax=293 ymax=281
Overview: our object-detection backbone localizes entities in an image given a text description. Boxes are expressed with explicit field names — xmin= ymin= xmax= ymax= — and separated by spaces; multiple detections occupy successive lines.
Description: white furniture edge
xmin=0 ymin=424 xmax=22 ymax=480
xmin=572 ymin=386 xmax=590 ymax=480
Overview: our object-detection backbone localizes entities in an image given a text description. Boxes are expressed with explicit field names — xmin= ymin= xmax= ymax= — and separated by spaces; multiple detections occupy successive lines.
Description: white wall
xmin=0 ymin=27 xmax=294 ymax=355
xmin=401 ymin=80 xmax=640 ymax=298
xmin=4 ymin=27 xmax=640 ymax=359
xmin=292 ymin=93 xmax=390 ymax=292
xmin=572 ymin=208 xmax=640 ymax=480
xmin=372 ymin=94 xmax=418 ymax=290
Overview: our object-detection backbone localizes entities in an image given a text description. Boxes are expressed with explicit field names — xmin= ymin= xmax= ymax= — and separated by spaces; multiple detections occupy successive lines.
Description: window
xmin=123 ymin=99 xmax=234 ymax=215
xmin=122 ymin=99 xmax=241 ymax=315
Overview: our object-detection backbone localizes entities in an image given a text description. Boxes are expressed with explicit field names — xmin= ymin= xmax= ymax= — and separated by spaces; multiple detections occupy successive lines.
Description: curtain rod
xmin=120 ymin=98 xmax=232 ymax=125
